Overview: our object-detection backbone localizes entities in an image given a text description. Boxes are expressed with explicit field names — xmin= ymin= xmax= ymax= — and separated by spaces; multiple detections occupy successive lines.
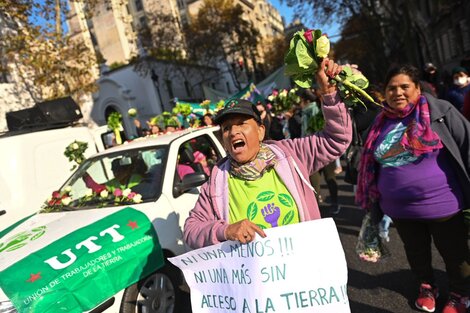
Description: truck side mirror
xmin=173 ymin=173 xmax=207 ymax=197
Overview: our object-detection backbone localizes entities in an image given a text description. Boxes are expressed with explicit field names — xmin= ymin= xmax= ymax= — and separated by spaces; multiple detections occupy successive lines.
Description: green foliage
xmin=107 ymin=112 xmax=122 ymax=130
xmin=307 ymin=112 xmax=325 ymax=133
xmin=64 ymin=140 xmax=88 ymax=171
xmin=284 ymin=30 xmax=321 ymax=88
xmin=200 ymin=100 xmax=211 ymax=112
xmin=1 ymin=0 xmax=100 ymax=102
xmin=184 ymin=0 xmax=260 ymax=90
xmin=285 ymin=29 xmax=380 ymax=108
xmin=109 ymin=62 xmax=126 ymax=70
xmin=172 ymin=103 xmax=192 ymax=116
xmin=267 ymin=89 xmax=300 ymax=114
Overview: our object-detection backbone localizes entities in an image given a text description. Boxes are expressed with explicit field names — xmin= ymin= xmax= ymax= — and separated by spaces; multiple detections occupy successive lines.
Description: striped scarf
xmin=229 ymin=143 xmax=277 ymax=180
xmin=355 ymin=95 xmax=443 ymax=210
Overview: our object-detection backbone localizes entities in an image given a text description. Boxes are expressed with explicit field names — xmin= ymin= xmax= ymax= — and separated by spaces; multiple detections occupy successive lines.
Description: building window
xmin=226 ymin=81 xmax=231 ymax=93
xmin=0 ymin=69 xmax=10 ymax=84
xmin=460 ymin=19 xmax=470 ymax=52
xmin=177 ymin=0 xmax=185 ymax=9
xmin=166 ymin=80 xmax=174 ymax=99
xmin=435 ymin=38 xmax=443 ymax=63
xmin=449 ymin=30 xmax=458 ymax=57
xmin=90 ymin=32 xmax=98 ymax=46
xmin=441 ymin=33 xmax=451 ymax=61
xmin=135 ymin=0 xmax=143 ymax=11
xmin=184 ymin=81 xmax=192 ymax=97
xmin=139 ymin=16 xmax=147 ymax=28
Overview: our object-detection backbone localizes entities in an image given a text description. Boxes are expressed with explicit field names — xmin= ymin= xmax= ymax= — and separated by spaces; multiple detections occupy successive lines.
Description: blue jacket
xmin=445 ymin=84 xmax=470 ymax=111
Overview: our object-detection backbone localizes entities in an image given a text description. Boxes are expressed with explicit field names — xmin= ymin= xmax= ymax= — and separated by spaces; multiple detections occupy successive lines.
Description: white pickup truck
xmin=0 ymin=125 xmax=109 ymax=232
xmin=0 ymin=126 xmax=225 ymax=313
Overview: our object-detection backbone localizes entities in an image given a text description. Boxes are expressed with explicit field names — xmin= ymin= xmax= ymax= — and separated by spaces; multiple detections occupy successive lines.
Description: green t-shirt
xmin=107 ymin=174 xmax=142 ymax=191
xmin=228 ymin=168 xmax=300 ymax=229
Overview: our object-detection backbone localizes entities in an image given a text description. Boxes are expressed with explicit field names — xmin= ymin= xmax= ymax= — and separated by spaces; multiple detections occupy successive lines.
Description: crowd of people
xmin=113 ymin=56 xmax=470 ymax=313
xmin=178 ymin=59 xmax=470 ymax=313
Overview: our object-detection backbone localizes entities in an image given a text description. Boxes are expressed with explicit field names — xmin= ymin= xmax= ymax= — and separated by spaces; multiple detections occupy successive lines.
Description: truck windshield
xmin=44 ymin=146 xmax=169 ymax=211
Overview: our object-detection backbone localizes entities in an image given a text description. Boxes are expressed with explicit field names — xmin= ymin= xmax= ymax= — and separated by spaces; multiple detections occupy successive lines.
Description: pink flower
xmin=114 ymin=188 xmax=123 ymax=197
xmin=304 ymin=29 xmax=313 ymax=44
xmin=127 ymin=192 xmax=137 ymax=199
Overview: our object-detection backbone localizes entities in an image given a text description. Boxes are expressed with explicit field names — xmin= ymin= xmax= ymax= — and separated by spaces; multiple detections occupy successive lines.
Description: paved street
xmin=320 ymin=170 xmax=447 ymax=313
xmin=178 ymin=169 xmax=448 ymax=313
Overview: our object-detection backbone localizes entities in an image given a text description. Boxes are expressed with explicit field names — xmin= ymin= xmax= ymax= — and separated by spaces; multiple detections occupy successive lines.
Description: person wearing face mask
xmin=356 ymin=64 xmax=470 ymax=313
xmin=445 ymin=66 xmax=470 ymax=111
xmin=183 ymin=58 xmax=351 ymax=248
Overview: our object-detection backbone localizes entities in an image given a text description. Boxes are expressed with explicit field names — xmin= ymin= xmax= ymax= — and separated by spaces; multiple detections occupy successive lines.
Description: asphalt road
xmin=178 ymin=170 xmax=449 ymax=313
xmin=320 ymin=170 xmax=448 ymax=313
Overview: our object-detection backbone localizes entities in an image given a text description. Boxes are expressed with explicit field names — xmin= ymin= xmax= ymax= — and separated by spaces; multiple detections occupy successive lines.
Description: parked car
xmin=0 ymin=126 xmax=225 ymax=313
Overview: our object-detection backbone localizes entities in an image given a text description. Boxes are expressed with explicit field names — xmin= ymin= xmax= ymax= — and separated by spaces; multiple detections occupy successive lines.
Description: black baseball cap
xmin=214 ymin=99 xmax=261 ymax=125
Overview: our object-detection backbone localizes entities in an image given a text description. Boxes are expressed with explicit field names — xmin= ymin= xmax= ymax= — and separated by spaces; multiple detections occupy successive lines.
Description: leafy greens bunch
xmin=284 ymin=29 xmax=381 ymax=108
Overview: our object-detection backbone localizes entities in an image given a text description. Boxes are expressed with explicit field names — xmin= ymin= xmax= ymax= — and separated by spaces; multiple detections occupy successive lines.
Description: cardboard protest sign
xmin=0 ymin=207 xmax=164 ymax=312
xmin=170 ymin=218 xmax=350 ymax=313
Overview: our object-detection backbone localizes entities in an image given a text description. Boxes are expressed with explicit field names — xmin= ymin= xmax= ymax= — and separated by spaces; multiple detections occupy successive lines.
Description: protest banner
xmin=0 ymin=207 xmax=164 ymax=312
xmin=170 ymin=218 xmax=349 ymax=313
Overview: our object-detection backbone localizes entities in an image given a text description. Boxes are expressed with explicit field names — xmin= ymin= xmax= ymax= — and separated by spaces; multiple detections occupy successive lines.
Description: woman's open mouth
xmin=232 ymin=139 xmax=246 ymax=152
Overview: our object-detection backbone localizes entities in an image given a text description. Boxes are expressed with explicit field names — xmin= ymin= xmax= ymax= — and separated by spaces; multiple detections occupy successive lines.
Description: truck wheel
xmin=120 ymin=261 xmax=183 ymax=313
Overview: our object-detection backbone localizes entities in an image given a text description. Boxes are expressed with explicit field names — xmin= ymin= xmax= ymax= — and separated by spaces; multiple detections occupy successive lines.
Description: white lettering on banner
xmin=44 ymin=248 xmax=77 ymax=269
xmin=100 ymin=224 xmax=125 ymax=242
xmin=23 ymin=286 xmax=49 ymax=305
xmin=169 ymin=218 xmax=351 ymax=313
xmin=115 ymin=234 xmax=152 ymax=252
xmin=76 ymin=236 xmax=100 ymax=253
xmin=44 ymin=224 xmax=125 ymax=270
xmin=20 ymin=233 xmax=149 ymax=304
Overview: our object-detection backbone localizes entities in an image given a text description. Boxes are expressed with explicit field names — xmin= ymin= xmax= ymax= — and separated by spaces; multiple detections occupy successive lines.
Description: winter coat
xmin=426 ymin=92 xmax=470 ymax=208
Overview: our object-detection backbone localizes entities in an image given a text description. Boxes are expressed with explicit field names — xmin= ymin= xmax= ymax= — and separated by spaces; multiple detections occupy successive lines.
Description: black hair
xmin=200 ymin=112 xmax=214 ymax=126
xmin=384 ymin=64 xmax=421 ymax=88
xmin=296 ymin=88 xmax=317 ymax=102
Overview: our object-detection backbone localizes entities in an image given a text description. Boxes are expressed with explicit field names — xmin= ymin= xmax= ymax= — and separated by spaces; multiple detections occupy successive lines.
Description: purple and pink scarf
xmin=355 ymin=95 xmax=443 ymax=210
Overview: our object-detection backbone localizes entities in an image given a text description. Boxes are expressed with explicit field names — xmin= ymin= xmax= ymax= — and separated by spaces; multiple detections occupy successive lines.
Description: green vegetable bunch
xmin=107 ymin=112 xmax=123 ymax=145
xmin=267 ymin=88 xmax=300 ymax=114
xmin=307 ymin=112 xmax=325 ymax=133
xmin=200 ymin=100 xmax=212 ymax=112
xmin=64 ymin=140 xmax=88 ymax=171
xmin=284 ymin=29 xmax=381 ymax=108
xmin=172 ymin=103 xmax=192 ymax=116
xmin=128 ymin=108 xmax=138 ymax=118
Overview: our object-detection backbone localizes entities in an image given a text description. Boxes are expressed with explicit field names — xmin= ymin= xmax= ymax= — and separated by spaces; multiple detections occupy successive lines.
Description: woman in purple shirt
xmin=356 ymin=64 xmax=470 ymax=313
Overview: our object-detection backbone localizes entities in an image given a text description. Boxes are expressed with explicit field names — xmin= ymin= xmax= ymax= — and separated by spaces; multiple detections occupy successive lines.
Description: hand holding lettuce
xmin=284 ymin=29 xmax=382 ymax=108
